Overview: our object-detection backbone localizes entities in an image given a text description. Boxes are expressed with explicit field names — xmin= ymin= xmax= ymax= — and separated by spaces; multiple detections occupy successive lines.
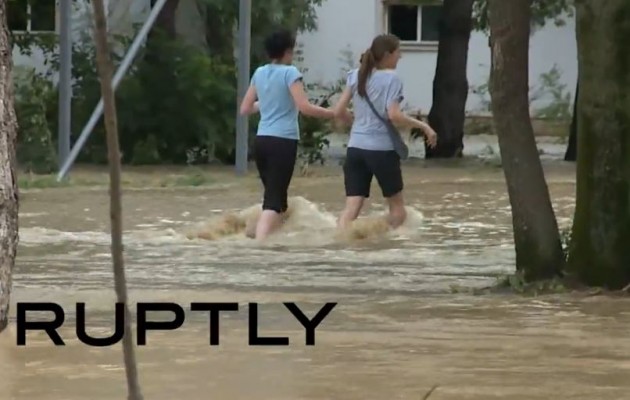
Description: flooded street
xmin=3 ymin=161 xmax=630 ymax=399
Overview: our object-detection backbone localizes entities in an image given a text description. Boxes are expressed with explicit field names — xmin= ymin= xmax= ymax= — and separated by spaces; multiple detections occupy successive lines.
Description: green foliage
xmin=12 ymin=66 xmax=57 ymax=174
xmin=293 ymin=45 xmax=356 ymax=173
xmin=115 ymin=36 xmax=238 ymax=165
xmin=466 ymin=65 xmax=573 ymax=139
xmin=492 ymin=270 xmax=569 ymax=295
xmin=196 ymin=0 xmax=330 ymax=164
xmin=13 ymin=29 xmax=237 ymax=166
xmin=530 ymin=65 xmax=572 ymax=121
xmin=469 ymin=76 xmax=492 ymax=114
xmin=11 ymin=0 xmax=325 ymax=169
xmin=473 ymin=0 xmax=575 ymax=32
xmin=469 ymin=64 xmax=572 ymax=120
xmin=197 ymin=0 xmax=325 ymax=69
xmin=560 ymin=227 xmax=572 ymax=262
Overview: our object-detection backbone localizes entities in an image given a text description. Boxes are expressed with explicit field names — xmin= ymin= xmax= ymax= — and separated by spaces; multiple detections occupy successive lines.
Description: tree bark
xmin=564 ymin=80 xmax=578 ymax=161
xmin=566 ymin=0 xmax=630 ymax=289
xmin=145 ymin=0 xmax=180 ymax=62
xmin=0 ymin=0 xmax=20 ymax=334
xmin=424 ymin=0 xmax=474 ymax=159
xmin=488 ymin=0 xmax=564 ymax=281
xmin=200 ymin=3 xmax=235 ymax=61
xmin=90 ymin=1 xmax=143 ymax=399
xmin=149 ymin=0 xmax=180 ymax=39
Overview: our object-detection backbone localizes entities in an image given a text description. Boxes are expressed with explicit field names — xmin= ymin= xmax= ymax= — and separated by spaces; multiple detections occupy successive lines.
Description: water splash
xmin=184 ymin=196 xmax=425 ymax=246
xmin=17 ymin=196 xmax=425 ymax=251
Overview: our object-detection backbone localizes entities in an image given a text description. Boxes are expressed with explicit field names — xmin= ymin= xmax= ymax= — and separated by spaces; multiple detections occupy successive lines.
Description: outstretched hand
xmin=336 ymin=108 xmax=354 ymax=126
xmin=423 ymin=125 xmax=438 ymax=149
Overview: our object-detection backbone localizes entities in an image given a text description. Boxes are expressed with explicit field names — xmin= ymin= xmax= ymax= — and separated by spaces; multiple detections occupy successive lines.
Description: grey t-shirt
xmin=345 ymin=68 xmax=405 ymax=151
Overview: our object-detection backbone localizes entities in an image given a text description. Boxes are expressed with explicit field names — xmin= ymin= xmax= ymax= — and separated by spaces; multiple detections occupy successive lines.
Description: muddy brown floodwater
xmin=2 ymin=162 xmax=630 ymax=400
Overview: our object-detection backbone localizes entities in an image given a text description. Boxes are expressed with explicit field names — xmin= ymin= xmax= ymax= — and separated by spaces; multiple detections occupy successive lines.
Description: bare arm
xmin=387 ymin=101 xmax=430 ymax=131
xmin=387 ymin=101 xmax=437 ymax=147
xmin=289 ymin=80 xmax=335 ymax=119
xmin=330 ymin=86 xmax=354 ymax=127
xmin=239 ymin=85 xmax=258 ymax=115
xmin=332 ymin=87 xmax=352 ymax=116
xmin=333 ymin=87 xmax=353 ymax=116
xmin=383 ymin=74 xmax=437 ymax=147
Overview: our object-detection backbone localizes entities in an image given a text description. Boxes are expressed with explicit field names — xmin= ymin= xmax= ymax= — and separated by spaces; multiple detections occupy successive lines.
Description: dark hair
xmin=357 ymin=34 xmax=400 ymax=97
xmin=264 ymin=29 xmax=296 ymax=60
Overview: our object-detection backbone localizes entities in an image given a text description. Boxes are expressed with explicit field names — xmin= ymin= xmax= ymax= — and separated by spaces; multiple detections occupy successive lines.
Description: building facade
xmin=9 ymin=0 xmax=578 ymax=116
xmin=296 ymin=0 xmax=578 ymax=115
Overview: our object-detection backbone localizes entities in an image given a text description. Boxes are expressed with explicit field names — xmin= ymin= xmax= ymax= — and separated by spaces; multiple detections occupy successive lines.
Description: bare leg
xmin=385 ymin=191 xmax=407 ymax=229
xmin=255 ymin=210 xmax=284 ymax=241
xmin=337 ymin=196 xmax=365 ymax=230
xmin=251 ymin=136 xmax=297 ymax=242
xmin=246 ymin=209 xmax=289 ymax=240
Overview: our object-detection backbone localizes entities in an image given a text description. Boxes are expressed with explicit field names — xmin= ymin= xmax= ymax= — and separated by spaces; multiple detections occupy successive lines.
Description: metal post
xmin=56 ymin=0 xmax=168 ymax=182
xmin=58 ymin=0 xmax=72 ymax=171
xmin=235 ymin=0 xmax=251 ymax=176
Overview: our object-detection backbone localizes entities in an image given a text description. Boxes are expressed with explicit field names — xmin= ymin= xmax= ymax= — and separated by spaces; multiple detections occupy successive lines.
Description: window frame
xmin=382 ymin=0 xmax=442 ymax=52
xmin=8 ymin=0 xmax=59 ymax=34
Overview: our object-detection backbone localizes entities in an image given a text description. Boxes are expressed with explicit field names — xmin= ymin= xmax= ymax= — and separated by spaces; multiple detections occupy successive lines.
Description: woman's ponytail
xmin=357 ymin=49 xmax=375 ymax=98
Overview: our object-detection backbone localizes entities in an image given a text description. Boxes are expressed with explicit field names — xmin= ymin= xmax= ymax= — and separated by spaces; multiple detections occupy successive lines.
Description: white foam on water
xmin=19 ymin=196 xmax=426 ymax=249
xmin=185 ymin=196 xmax=426 ymax=247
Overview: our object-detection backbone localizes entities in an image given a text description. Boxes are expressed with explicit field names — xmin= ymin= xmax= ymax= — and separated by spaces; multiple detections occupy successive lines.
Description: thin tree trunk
xmin=564 ymin=80 xmax=578 ymax=161
xmin=424 ymin=0 xmax=474 ymax=159
xmin=567 ymin=0 xmax=630 ymax=289
xmin=90 ymin=1 xmax=143 ymax=399
xmin=145 ymin=0 xmax=180 ymax=62
xmin=0 ymin=0 xmax=20 ymax=334
xmin=488 ymin=0 xmax=564 ymax=281
xmin=150 ymin=0 xmax=180 ymax=39
xmin=202 ymin=6 xmax=235 ymax=61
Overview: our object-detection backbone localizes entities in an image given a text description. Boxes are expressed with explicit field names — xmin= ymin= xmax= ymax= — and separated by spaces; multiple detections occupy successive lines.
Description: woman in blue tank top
xmin=240 ymin=29 xmax=351 ymax=241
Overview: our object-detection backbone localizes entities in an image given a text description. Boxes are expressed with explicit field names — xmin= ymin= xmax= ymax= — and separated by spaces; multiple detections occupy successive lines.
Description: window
xmin=8 ymin=0 xmax=57 ymax=33
xmin=384 ymin=2 xmax=443 ymax=50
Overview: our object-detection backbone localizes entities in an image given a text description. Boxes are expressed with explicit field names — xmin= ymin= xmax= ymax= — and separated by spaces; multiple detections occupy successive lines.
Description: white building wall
xmin=11 ymin=0 xmax=577 ymax=117
xmin=297 ymin=0 xmax=578 ymax=116
xmin=11 ymin=0 xmax=151 ymax=78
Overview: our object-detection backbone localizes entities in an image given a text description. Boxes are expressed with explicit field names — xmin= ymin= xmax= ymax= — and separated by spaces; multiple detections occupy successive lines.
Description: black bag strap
xmin=362 ymin=93 xmax=409 ymax=160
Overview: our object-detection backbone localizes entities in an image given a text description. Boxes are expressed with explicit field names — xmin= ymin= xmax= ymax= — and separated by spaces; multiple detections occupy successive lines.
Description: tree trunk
xmin=199 ymin=3 xmax=235 ymax=61
xmin=566 ymin=0 xmax=630 ymax=289
xmin=564 ymin=80 xmax=578 ymax=161
xmin=149 ymin=0 xmax=180 ymax=39
xmin=0 ymin=0 xmax=20 ymax=335
xmin=145 ymin=0 xmax=180 ymax=62
xmin=424 ymin=0 xmax=474 ymax=159
xmin=90 ymin=1 xmax=143 ymax=399
xmin=487 ymin=0 xmax=564 ymax=281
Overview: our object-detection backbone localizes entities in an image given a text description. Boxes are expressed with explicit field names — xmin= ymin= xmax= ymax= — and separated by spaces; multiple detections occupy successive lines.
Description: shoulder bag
xmin=362 ymin=93 xmax=409 ymax=160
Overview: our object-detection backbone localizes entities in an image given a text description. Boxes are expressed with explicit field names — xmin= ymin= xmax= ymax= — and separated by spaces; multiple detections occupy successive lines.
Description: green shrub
xmin=12 ymin=30 xmax=238 ymax=167
xmin=13 ymin=66 xmax=57 ymax=174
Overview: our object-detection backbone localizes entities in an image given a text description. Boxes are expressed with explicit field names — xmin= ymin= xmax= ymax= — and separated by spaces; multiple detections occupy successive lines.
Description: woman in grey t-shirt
xmin=332 ymin=34 xmax=437 ymax=230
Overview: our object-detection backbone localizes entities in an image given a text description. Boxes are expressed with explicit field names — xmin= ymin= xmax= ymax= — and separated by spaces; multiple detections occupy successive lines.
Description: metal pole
xmin=235 ymin=0 xmax=251 ymax=176
xmin=57 ymin=0 xmax=72 ymax=171
xmin=56 ymin=0 xmax=168 ymax=182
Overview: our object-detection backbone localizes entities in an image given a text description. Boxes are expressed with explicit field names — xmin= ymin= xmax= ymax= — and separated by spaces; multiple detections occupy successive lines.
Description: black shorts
xmin=343 ymin=147 xmax=403 ymax=198
xmin=254 ymin=135 xmax=298 ymax=213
